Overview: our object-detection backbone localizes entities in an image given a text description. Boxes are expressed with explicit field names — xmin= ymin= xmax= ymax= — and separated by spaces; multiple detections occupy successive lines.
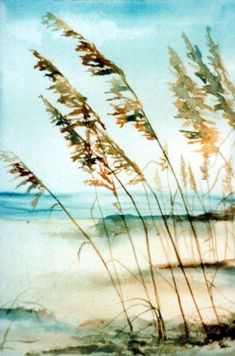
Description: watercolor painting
xmin=0 ymin=0 xmax=235 ymax=354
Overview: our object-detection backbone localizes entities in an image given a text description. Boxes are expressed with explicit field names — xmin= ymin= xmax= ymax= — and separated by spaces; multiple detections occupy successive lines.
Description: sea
xmin=0 ymin=191 xmax=233 ymax=220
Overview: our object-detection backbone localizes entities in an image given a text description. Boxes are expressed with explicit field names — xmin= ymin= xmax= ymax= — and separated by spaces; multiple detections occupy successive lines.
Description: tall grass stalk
xmin=143 ymin=183 xmax=190 ymax=338
xmin=1 ymin=152 xmax=137 ymax=331
xmin=32 ymin=51 xmax=167 ymax=339
xmin=91 ymin=184 xmax=134 ymax=331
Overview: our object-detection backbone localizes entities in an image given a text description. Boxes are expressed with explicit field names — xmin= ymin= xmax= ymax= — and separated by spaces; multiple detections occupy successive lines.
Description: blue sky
xmin=0 ymin=0 xmax=234 ymax=193
xmin=3 ymin=0 xmax=235 ymax=21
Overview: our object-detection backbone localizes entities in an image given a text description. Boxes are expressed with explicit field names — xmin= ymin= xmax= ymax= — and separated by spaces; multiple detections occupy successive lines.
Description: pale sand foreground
xmin=0 ymin=218 xmax=235 ymax=354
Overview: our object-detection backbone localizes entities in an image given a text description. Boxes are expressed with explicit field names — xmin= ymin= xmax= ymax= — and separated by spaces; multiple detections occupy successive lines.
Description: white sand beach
xmin=0 ymin=217 xmax=235 ymax=354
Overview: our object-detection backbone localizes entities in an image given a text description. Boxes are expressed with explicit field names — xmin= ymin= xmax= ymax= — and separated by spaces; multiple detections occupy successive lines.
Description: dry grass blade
xmin=169 ymin=47 xmax=219 ymax=156
xmin=106 ymin=78 xmax=155 ymax=140
xmin=41 ymin=96 xmax=141 ymax=184
xmin=85 ymin=177 xmax=114 ymax=191
xmin=188 ymin=165 xmax=197 ymax=192
xmin=93 ymin=135 xmax=140 ymax=177
xmin=180 ymin=155 xmax=187 ymax=188
xmin=42 ymin=12 xmax=122 ymax=76
xmin=223 ymin=158 xmax=234 ymax=194
xmin=41 ymin=13 xmax=155 ymax=140
xmin=158 ymin=144 xmax=169 ymax=171
xmin=182 ymin=32 xmax=235 ymax=129
xmin=154 ymin=169 xmax=162 ymax=192
xmin=200 ymin=154 xmax=210 ymax=181
xmin=40 ymin=96 xmax=102 ymax=171
xmin=0 ymin=151 xmax=45 ymax=208
xmin=32 ymin=50 xmax=104 ymax=131
xmin=206 ymin=27 xmax=235 ymax=97
xmin=33 ymin=50 xmax=143 ymax=183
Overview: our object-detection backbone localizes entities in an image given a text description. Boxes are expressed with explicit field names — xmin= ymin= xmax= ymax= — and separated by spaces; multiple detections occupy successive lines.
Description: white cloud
xmin=56 ymin=12 xmax=156 ymax=46
xmin=7 ymin=19 xmax=42 ymax=45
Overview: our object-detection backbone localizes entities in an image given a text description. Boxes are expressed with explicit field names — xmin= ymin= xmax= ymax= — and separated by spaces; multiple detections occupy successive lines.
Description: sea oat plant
xmin=1 ymin=13 xmax=234 ymax=342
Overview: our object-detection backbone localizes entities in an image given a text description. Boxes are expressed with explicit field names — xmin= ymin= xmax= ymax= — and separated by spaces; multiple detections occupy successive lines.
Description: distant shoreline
xmin=0 ymin=191 xmax=234 ymax=220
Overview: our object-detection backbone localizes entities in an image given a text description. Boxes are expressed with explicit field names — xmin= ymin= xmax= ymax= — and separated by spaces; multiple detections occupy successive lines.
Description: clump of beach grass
xmin=1 ymin=13 xmax=234 ymax=345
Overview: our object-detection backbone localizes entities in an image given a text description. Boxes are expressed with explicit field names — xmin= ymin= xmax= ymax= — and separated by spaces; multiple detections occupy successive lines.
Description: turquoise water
xmin=0 ymin=191 xmax=232 ymax=220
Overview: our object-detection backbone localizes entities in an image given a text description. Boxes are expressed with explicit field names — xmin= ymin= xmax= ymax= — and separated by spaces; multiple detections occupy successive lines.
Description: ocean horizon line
xmin=0 ymin=190 xmax=233 ymax=221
